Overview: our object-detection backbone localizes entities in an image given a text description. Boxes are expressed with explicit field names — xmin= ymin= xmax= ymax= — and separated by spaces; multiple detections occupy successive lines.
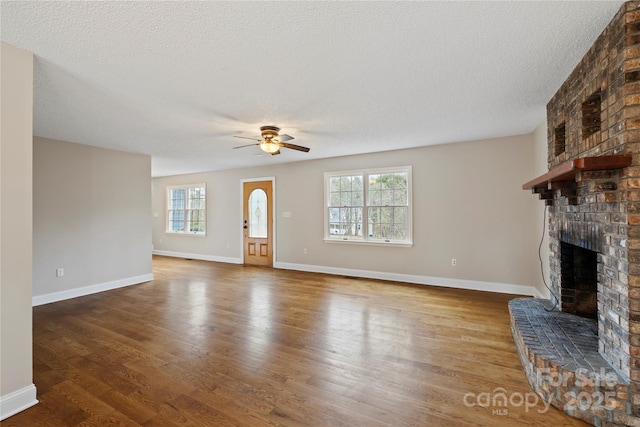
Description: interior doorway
xmin=242 ymin=179 xmax=274 ymax=266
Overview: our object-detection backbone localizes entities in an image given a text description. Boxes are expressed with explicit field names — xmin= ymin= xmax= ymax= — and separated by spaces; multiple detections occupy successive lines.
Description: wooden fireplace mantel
xmin=522 ymin=154 xmax=632 ymax=192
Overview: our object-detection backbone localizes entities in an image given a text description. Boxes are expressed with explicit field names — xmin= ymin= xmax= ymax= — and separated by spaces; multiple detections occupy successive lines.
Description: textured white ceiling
xmin=1 ymin=1 xmax=624 ymax=177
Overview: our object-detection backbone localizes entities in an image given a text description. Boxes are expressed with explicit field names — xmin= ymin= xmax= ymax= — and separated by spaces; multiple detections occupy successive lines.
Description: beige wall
xmin=0 ymin=42 xmax=37 ymax=418
xmin=33 ymin=138 xmax=152 ymax=302
xmin=532 ymin=121 xmax=551 ymax=298
xmin=153 ymin=134 xmax=540 ymax=293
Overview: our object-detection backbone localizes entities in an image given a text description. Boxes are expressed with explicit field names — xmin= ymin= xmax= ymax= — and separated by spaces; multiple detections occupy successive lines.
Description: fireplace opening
xmin=560 ymin=241 xmax=598 ymax=319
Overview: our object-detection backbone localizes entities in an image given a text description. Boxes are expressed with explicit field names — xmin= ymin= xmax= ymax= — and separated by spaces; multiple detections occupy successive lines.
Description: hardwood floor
xmin=4 ymin=255 xmax=588 ymax=427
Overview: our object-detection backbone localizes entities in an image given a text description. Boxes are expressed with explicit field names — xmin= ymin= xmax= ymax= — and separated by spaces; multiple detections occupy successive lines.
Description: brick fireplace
xmin=511 ymin=2 xmax=640 ymax=426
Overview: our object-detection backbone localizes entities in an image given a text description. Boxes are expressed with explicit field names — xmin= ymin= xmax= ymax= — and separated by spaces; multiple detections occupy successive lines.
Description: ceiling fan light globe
xmin=260 ymin=142 xmax=280 ymax=154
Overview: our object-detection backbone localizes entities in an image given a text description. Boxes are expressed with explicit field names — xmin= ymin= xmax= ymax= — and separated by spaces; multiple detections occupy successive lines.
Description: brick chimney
xmin=512 ymin=2 xmax=640 ymax=426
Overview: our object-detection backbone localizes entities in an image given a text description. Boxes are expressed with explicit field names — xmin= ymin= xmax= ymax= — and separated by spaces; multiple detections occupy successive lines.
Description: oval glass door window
xmin=249 ymin=189 xmax=268 ymax=238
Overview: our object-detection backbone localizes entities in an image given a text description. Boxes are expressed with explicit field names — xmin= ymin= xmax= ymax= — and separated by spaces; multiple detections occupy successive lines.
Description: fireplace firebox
xmin=560 ymin=242 xmax=598 ymax=319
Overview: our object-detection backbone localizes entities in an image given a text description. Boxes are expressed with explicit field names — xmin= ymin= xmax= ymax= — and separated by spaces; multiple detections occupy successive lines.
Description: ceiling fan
xmin=233 ymin=125 xmax=310 ymax=155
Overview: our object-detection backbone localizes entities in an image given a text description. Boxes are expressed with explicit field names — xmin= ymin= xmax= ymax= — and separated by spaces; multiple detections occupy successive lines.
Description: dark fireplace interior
xmin=560 ymin=241 xmax=598 ymax=319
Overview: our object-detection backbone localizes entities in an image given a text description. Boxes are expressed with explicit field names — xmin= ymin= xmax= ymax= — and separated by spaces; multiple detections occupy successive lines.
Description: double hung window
xmin=325 ymin=167 xmax=412 ymax=245
xmin=166 ymin=184 xmax=206 ymax=235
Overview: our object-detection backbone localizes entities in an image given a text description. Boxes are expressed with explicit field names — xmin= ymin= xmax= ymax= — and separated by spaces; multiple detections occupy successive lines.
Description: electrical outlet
xmin=303 ymin=248 xmax=308 ymax=255
xmin=56 ymin=268 xmax=64 ymax=277
xmin=451 ymin=258 xmax=457 ymax=267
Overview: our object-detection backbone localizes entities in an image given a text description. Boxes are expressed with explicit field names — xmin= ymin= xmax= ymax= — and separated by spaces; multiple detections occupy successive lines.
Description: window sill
xmin=323 ymin=238 xmax=413 ymax=247
xmin=165 ymin=232 xmax=207 ymax=237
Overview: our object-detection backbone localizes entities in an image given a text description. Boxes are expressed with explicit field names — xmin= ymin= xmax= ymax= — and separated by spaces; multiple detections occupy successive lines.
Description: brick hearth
xmin=510 ymin=298 xmax=630 ymax=425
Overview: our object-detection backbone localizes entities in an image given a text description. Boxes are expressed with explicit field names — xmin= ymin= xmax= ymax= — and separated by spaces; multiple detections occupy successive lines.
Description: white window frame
xmin=166 ymin=183 xmax=207 ymax=236
xmin=324 ymin=166 xmax=413 ymax=246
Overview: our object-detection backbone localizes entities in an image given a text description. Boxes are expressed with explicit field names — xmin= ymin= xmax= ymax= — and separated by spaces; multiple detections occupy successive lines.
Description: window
xmin=248 ymin=188 xmax=268 ymax=238
xmin=324 ymin=167 xmax=412 ymax=245
xmin=166 ymin=184 xmax=206 ymax=235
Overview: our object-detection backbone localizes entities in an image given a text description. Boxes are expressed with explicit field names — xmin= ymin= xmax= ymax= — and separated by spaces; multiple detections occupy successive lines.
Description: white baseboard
xmin=152 ymin=250 xmax=242 ymax=265
xmin=153 ymin=249 xmax=536 ymax=296
xmin=0 ymin=384 xmax=38 ymax=421
xmin=32 ymin=273 xmax=154 ymax=307
xmin=274 ymin=261 xmax=536 ymax=296
xmin=533 ymin=286 xmax=550 ymax=299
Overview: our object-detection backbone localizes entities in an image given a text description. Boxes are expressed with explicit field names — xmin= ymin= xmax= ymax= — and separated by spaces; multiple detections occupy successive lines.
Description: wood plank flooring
xmin=4 ymin=256 xmax=589 ymax=426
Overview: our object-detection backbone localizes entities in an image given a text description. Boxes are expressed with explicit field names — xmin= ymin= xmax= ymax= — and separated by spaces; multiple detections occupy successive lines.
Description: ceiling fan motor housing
xmin=260 ymin=125 xmax=280 ymax=140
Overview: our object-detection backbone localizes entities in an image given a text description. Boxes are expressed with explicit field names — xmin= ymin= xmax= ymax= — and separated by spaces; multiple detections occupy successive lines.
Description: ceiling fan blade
xmin=233 ymin=143 xmax=259 ymax=149
xmin=277 ymin=134 xmax=294 ymax=142
xmin=270 ymin=150 xmax=281 ymax=156
xmin=280 ymin=142 xmax=310 ymax=152
xmin=233 ymin=135 xmax=261 ymax=141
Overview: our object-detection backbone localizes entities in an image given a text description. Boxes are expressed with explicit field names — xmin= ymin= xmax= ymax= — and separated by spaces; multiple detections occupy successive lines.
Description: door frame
xmin=240 ymin=176 xmax=276 ymax=265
